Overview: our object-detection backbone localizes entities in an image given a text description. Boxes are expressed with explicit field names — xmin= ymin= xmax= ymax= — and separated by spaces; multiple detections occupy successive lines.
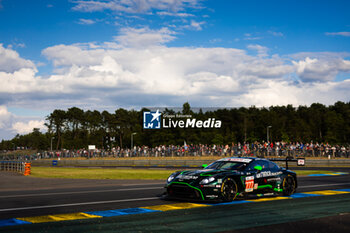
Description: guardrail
xmin=0 ymin=161 xmax=31 ymax=175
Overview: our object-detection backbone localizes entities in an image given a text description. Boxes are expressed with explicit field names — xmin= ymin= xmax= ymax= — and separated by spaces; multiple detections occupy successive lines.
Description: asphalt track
xmin=1 ymin=167 xmax=350 ymax=232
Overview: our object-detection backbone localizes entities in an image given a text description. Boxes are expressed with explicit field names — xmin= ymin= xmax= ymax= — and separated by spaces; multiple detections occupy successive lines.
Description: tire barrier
xmin=0 ymin=161 xmax=30 ymax=176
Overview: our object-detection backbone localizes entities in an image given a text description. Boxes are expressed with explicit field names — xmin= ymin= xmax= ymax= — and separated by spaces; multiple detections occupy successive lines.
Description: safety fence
xmin=0 ymin=161 xmax=31 ymax=176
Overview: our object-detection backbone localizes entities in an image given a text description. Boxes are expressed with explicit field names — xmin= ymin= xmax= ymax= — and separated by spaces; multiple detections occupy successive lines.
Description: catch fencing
xmin=0 ymin=161 xmax=31 ymax=175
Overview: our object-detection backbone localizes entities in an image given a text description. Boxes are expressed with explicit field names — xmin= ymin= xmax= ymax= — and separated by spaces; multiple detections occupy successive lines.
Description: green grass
xmin=294 ymin=170 xmax=335 ymax=176
xmin=30 ymin=167 xmax=336 ymax=180
xmin=31 ymin=167 xmax=176 ymax=180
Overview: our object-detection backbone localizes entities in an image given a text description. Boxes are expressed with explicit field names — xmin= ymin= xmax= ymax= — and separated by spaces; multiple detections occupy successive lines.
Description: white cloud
xmin=0 ymin=44 xmax=35 ymax=72
xmin=9 ymin=42 xmax=26 ymax=49
xmin=247 ymin=44 xmax=269 ymax=57
xmin=72 ymin=0 xmax=201 ymax=14
xmin=78 ymin=18 xmax=96 ymax=25
xmin=0 ymin=105 xmax=12 ymax=128
xmin=186 ymin=72 xmax=240 ymax=95
xmin=244 ymin=36 xmax=262 ymax=41
xmin=113 ymin=27 xmax=176 ymax=47
xmin=290 ymin=52 xmax=350 ymax=60
xmin=0 ymin=106 xmax=46 ymax=139
xmin=239 ymin=79 xmax=301 ymax=107
xmin=243 ymin=32 xmax=263 ymax=41
xmin=209 ymin=38 xmax=222 ymax=43
xmin=157 ymin=11 xmax=194 ymax=17
xmin=72 ymin=1 xmax=204 ymax=37
xmin=42 ymin=45 xmax=106 ymax=67
xmin=0 ymin=68 xmax=43 ymax=93
xmin=237 ymin=79 xmax=350 ymax=107
xmin=268 ymin=31 xmax=284 ymax=37
xmin=292 ymin=57 xmax=350 ymax=82
xmin=183 ymin=20 xmax=205 ymax=31
xmin=325 ymin=32 xmax=350 ymax=37
xmin=11 ymin=120 xmax=45 ymax=134
xmin=1 ymin=37 xmax=350 ymax=137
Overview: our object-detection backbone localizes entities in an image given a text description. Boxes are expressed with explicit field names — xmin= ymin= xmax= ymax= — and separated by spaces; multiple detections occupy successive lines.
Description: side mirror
xmin=202 ymin=164 xmax=208 ymax=168
xmin=254 ymin=165 xmax=262 ymax=172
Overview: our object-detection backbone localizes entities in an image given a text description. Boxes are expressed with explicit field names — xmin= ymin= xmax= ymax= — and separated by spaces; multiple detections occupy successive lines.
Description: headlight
xmin=167 ymin=173 xmax=177 ymax=183
xmin=199 ymin=177 xmax=215 ymax=185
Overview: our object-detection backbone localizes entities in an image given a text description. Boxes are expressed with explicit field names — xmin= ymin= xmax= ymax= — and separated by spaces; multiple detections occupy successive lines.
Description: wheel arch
xmin=225 ymin=175 xmax=245 ymax=193
xmin=282 ymin=173 xmax=297 ymax=196
xmin=284 ymin=171 xmax=298 ymax=189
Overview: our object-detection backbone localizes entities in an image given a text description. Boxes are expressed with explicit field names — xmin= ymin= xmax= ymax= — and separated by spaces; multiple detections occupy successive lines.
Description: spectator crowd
xmin=3 ymin=141 xmax=350 ymax=160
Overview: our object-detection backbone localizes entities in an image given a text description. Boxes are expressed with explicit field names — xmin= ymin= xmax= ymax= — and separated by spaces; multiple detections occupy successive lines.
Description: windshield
xmin=205 ymin=161 xmax=247 ymax=171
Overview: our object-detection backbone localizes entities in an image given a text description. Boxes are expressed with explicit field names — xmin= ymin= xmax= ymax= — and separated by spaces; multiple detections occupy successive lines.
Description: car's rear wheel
xmin=282 ymin=175 xmax=296 ymax=196
xmin=221 ymin=178 xmax=238 ymax=202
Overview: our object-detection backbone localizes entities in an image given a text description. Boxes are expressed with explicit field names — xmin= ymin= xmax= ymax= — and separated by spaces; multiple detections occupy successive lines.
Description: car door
xmin=244 ymin=160 xmax=265 ymax=193
xmin=253 ymin=160 xmax=273 ymax=192
xmin=264 ymin=161 xmax=283 ymax=191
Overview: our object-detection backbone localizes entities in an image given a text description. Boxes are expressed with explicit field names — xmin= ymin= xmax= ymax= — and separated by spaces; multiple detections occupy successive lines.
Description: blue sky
xmin=0 ymin=0 xmax=350 ymax=140
xmin=2 ymin=0 xmax=350 ymax=60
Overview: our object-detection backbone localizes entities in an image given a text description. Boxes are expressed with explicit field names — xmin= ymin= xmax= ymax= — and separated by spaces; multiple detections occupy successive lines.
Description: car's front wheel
xmin=221 ymin=178 xmax=238 ymax=202
xmin=282 ymin=175 xmax=296 ymax=196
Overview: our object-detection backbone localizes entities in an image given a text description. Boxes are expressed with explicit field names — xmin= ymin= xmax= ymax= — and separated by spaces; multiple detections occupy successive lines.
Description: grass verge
xmin=30 ymin=167 xmax=335 ymax=180
xmin=31 ymin=167 xmax=175 ymax=180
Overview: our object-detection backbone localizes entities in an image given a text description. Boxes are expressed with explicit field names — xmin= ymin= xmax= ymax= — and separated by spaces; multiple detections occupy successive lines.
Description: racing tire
xmin=282 ymin=175 xmax=296 ymax=196
xmin=221 ymin=178 xmax=238 ymax=202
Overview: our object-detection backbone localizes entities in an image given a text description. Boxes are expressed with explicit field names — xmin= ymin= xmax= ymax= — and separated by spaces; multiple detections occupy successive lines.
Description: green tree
xmin=46 ymin=109 xmax=67 ymax=150
xmin=212 ymin=134 xmax=224 ymax=145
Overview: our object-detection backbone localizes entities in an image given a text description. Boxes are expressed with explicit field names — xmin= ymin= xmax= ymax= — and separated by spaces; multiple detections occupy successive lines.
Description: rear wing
xmin=269 ymin=157 xmax=305 ymax=170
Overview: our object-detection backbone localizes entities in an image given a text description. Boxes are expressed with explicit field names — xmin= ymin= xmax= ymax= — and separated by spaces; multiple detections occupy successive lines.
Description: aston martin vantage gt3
xmin=165 ymin=157 xmax=298 ymax=201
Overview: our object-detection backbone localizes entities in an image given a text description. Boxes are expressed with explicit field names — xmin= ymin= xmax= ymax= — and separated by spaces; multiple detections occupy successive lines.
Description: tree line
xmin=1 ymin=101 xmax=349 ymax=151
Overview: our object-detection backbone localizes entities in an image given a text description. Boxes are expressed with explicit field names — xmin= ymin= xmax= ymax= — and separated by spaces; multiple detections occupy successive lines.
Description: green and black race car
xmin=165 ymin=157 xmax=301 ymax=202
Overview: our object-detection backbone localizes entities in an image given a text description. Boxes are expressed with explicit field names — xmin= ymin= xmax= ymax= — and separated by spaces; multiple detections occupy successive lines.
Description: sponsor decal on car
xmin=267 ymin=177 xmax=281 ymax=182
xmin=206 ymin=195 xmax=219 ymax=198
xmin=245 ymin=176 xmax=254 ymax=192
xmin=220 ymin=158 xmax=252 ymax=163
xmin=256 ymin=171 xmax=282 ymax=178
xmin=177 ymin=174 xmax=198 ymax=180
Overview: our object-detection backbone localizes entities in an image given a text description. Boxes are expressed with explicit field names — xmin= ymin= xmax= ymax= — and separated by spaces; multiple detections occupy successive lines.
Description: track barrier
xmin=0 ymin=161 xmax=31 ymax=176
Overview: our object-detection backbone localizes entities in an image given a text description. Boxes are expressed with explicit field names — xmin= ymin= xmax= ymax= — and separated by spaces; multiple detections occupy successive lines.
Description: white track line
xmin=0 ymin=187 xmax=163 ymax=198
xmin=0 ymin=197 xmax=159 ymax=212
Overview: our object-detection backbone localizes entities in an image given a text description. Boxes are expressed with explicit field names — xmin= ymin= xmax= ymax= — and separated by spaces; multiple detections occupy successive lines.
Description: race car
xmin=165 ymin=157 xmax=299 ymax=202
